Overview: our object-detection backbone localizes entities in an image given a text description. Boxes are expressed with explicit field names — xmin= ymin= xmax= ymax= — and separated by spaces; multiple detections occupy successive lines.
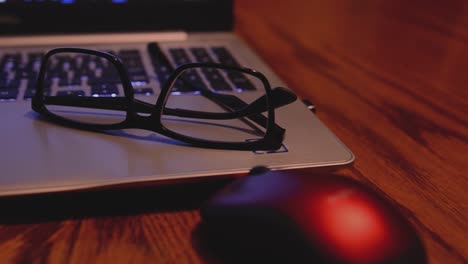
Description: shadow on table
xmin=0 ymin=177 xmax=233 ymax=224
xmin=192 ymin=221 xmax=319 ymax=264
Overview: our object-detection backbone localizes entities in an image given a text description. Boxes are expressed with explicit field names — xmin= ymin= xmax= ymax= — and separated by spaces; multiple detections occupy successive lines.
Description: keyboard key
xmin=58 ymin=78 xmax=81 ymax=87
xmin=16 ymin=68 xmax=38 ymax=79
xmin=0 ymin=79 xmax=21 ymax=89
xmin=87 ymin=76 xmax=121 ymax=85
xmin=74 ymin=68 xmax=94 ymax=81
xmin=171 ymin=79 xmax=199 ymax=93
xmin=1 ymin=53 xmax=22 ymax=71
xmin=181 ymin=68 xmax=207 ymax=84
xmin=228 ymin=71 xmax=256 ymax=91
xmin=208 ymin=79 xmax=232 ymax=91
xmin=211 ymin=47 xmax=240 ymax=67
xmin=91 ymin=83 xmax=119 ymax=97
xmin=129 ymin=74 xmax=149 ymax=84
xmin=169 ymin=48 xmax=191 ymax=65
xmin=75 ymin=54 xmax=91 ymax=69
xmin=190 ymin=48 xmax=214 ymax=63
xmin=155 ymin=65 xmax=170 ymax=74
xmin=202 ymin=68 xmax=232 ymax=91
xmin=46 ymin=71 xmax=67 ymax=82
xmin=56 ymin=90 xmax=85 ymax=97
xmin=27 ymin=52 xmax=44 ymax=61
xmin=27 ymin=77 xmax=47 ymax=89
xmin=122 ymin=58 xmax=145 ymax=70
xmin=0 ymin=72 xmax=9 ymax=85
xmin=118 ymin=49 xmax=140 ymax=57
xmin=24 ymin=87 xmax=48 ymax=100
xmin=133 ymin=87 xmax=154 ymax=96
xmin=157 ymin=73 xmax=171 ymax=85
xmin=24 ymin=89 xmax=35 ymax=100
xmin=101 ymin=68 xmax=122 ymax=81
xmin=0 ymin=88 xmax=18 ymax=100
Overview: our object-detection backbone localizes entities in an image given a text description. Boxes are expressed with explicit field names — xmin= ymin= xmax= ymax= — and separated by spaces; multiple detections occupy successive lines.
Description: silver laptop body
xmin=0 ymin=0 xmax=354 ymax=196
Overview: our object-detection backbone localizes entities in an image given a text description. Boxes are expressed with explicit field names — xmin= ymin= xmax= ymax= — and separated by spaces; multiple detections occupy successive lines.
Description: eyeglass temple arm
xmin=169 ymin=86 xmax=296 ymax=120
xmin=147 ymin=42 xmax=293 ymax=126
xmin=42 ymin=86 xmax=296 ymax=120
xmin=202 ymin=87 xmax=293 ymax=132
xmin=198 ymin=86 xmax=296 ymax=117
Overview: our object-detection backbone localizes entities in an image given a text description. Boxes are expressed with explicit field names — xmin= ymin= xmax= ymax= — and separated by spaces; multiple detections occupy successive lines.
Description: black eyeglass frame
xmin=32 ymin=47 xmax=288 ymax=150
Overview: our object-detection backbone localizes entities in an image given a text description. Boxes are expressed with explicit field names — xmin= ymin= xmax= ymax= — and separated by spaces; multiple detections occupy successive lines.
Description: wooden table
xmin=1 ymin=0 xmax=467 ymax=263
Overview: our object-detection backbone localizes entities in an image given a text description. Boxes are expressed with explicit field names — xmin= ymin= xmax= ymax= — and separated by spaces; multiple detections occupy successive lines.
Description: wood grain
xmin=0 ymin=0 xmax=467 ymax=263
xmin=234 ymin=0 xmax=468 ymax=263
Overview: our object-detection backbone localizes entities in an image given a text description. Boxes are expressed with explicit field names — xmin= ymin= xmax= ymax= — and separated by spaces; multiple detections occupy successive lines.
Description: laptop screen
xmin=0 ymin=0 xmax=233 ymax=35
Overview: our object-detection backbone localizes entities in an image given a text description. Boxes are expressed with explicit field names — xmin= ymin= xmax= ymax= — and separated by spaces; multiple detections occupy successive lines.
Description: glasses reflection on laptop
xmin=31 ymin=47 xmax=297 ymax=151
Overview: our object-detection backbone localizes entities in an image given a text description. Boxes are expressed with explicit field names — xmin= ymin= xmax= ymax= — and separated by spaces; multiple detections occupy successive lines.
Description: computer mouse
xmin=200 ymin=167 xmax=427 ymax=264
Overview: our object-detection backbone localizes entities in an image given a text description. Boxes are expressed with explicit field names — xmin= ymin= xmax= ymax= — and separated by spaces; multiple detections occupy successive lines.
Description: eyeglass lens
xmin=162 ymin=66 xmax=268 ymax=143
xmin=42 ymin=52 xmax=127 ymax=125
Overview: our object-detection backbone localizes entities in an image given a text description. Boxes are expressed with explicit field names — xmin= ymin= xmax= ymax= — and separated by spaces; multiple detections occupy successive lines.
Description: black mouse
xmin=199 ymin=167 xmax=427 ymax=264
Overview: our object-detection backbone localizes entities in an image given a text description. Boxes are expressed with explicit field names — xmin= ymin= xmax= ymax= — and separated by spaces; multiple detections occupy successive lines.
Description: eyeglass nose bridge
xmin=126 ymin=109 xmax=161 ymax=130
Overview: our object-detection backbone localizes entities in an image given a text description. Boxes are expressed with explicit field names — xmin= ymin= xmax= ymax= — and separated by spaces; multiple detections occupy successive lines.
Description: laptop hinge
xmin=0 ymin=31 xmax=188 ymax=48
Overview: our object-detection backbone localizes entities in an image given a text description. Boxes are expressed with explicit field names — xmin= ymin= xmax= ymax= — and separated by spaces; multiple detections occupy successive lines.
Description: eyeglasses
xmin=31 ymin=47 xmax=297 ymax=150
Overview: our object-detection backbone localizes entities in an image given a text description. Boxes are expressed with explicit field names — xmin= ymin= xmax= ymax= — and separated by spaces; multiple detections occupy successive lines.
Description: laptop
xmin=0 ymin=0 xmax=354 ymax=197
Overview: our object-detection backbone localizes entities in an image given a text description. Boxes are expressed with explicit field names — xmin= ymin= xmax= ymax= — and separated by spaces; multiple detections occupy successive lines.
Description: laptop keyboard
xmin=0 ymin=44 xmax=256 ymax=102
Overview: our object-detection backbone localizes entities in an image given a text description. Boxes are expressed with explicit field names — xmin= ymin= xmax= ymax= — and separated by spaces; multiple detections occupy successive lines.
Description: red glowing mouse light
xmin=201 ymin=167 xmax=427 ymax=264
